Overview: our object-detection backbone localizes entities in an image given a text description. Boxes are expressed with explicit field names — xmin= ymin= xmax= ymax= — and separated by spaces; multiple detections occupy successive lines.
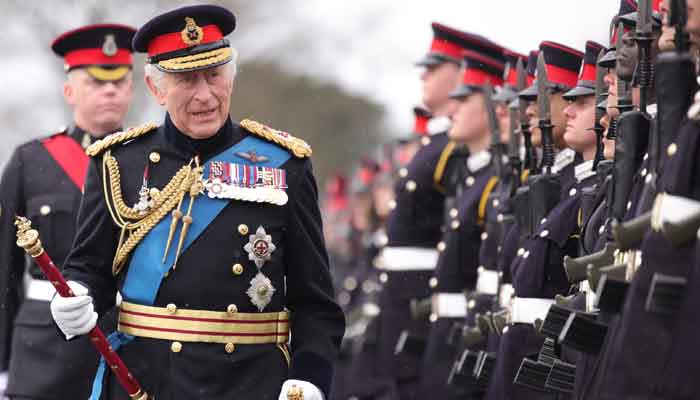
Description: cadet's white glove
xmin=278 ymin=379 xmax=325 ymax=400
xmin=50 ymin=281 xmax=98 ymax=339
xmin=0 ymin=370 xmax=8 ymax=393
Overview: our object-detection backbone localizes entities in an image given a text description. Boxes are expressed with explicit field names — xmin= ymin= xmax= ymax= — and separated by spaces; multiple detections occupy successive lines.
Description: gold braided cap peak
xmin=240 ymin=119 xmax=312 ymax=158
xmin=85 ymin=122 xmax=159 ymax=157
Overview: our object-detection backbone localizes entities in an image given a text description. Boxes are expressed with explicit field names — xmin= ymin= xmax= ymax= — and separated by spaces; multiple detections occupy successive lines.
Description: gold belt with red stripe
xmin=118 ymin=301 xmax=290 ymax=344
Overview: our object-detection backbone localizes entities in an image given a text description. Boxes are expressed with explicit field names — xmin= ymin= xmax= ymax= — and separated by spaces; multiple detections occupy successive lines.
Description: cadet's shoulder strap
xmin=41 ymin=132 xmax=89 ymax=189
xmin=433 ymin=140 xmax=456 ymax=191
xmin=478 ymin=176 xmax=500 ymax=226
xmin=85 ymin=122 xmax=159 ymax=157
xmin=240 ymin=119 xmax=312 ymax=158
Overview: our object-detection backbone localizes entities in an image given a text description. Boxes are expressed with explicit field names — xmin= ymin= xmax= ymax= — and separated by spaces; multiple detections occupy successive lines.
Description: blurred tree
xmin=231 ymin=61 xmax=389 ymax=185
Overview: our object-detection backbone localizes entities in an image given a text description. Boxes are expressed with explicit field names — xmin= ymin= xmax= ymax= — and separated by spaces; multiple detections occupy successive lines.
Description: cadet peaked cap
xmin=133 ymin=4 xmax=236 ymax=73
xmin=449 ymin=49 xmax=505 ymax=99
xmin=416 ymin=22 xmax=503 ymax=67
xmin=618 ymin=0 xmax=662 ymax=28
xmin=519 ymin=41 xmax=583 ymax=100
xmin=564 ymin=41 xmax=606 ymax=100
xmin=492 ymin=49 xmax=529 ymax=102
xmin=51 ymin=24 xmax=136 ymax=81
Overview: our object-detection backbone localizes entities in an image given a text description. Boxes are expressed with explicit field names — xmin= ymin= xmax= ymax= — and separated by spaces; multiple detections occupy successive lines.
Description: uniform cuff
xmin=288 ymin=351 xmax=333 ymax=398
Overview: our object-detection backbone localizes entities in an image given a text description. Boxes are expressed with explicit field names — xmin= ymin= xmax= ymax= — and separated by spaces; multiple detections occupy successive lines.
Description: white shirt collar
xmin=575 ymin=160 xmax=596 ymax=183
xmin=552 ymin=148 xmax=576 ymax=174
xmin=427 ymin=116 xmax=452 ymax=136
xmin=467 ymin=150 xmax=492 ymax=173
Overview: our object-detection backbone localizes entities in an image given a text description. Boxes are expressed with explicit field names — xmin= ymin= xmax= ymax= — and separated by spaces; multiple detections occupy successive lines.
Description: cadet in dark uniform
xmin=417 ymin=38 xmax=506 ymax=399
xmin=48 ymin=5 xmax=344 ymax=400
xmin=373 ymin=22 xmax=466 ymax=398
xmin=485 ymin=40 xmax=584 ymax=400
xmin=0 ymin=24 xmax=136 ymax=400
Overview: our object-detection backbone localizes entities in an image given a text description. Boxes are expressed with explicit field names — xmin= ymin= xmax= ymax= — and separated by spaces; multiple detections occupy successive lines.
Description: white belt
xmin=25 ymin=279 xmax=56 ymax=301
xmin=510 ymin=297 xmax=554 ymax=324
xmin=375 ymin=247 xmax=438 ymax=271
xmin=499 ymin=283 xmax=515 ymax=308
xmin=25 ymin=278 xmax=123 ymax=306
xmin=431 ymin=292 xmax=467 ymax=318
xmin=476 ymin=268 xmax=500 ymax=295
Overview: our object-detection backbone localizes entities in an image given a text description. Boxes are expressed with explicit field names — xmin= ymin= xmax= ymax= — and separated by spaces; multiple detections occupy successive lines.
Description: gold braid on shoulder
xmin=240 ymin=119 xmax=312 ymax=158
xmin=86 ymin=122 xmax=158 ymax=157
xmin=102 ymin=148 xmax=203 ymax=275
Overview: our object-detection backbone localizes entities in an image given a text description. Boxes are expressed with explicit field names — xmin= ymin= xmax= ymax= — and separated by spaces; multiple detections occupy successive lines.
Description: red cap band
xmin=429 ymin=38 xmax=463 ymax=60
xmin=462 ymin=68 xmax=504 ymax=87
xmin=147 ymin=24 xmax=223 ymax=57
xmin=64 ymin=48 xmax=132 ymax=68
xmin=546 ymin=64 xmax=579 ymax=88
xmin=580 ymin=63 xmax=596 ymax=82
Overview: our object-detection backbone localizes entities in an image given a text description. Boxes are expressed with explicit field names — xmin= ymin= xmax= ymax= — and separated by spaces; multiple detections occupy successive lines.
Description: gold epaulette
xmin=86 ymin=122 xmax=158 ymax=157
xmin=240 ymin=119 xmax=312 ymax=158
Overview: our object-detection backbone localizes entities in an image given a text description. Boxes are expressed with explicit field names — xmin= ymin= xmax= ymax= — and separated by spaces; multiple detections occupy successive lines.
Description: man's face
xmin=449 ymin=92 xmax=489 ymax=144
xmin=563 ymin=95 xmax=596 ymax=155
xmin=63 ymin=69 xmax=133 ymax=136
xmin=618 ymin=30 xmax=638 ymax=81
xmin=496 ymin=102 xmax=512 ymax=144
xmin=687 ymin=0 xmax=700 ymax=34
xmin=147 ymin=63 xmax=234 ymax=139
xmin=420 ymin=62 xmax=462 ymax=113
xmin=659 ymin=0 xmax=676 ymax=52
xmin=526 ymin=100 xmax=541 ymax=146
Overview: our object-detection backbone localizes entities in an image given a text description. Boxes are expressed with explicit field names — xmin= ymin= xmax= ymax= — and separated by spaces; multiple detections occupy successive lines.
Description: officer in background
xmin=48 ymin=5 xmax=344 ymax=400
xmin=373 ymin=22 xmax=466 ymax=398
xmin=0 ymin=24 xmax=136 ymax=400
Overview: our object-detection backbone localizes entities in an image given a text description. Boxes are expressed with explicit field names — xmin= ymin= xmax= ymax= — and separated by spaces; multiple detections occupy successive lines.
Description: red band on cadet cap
xmin=546 ymin=64 xmax=579 ymax=88
xmin=580 ymin=63 xmax=596 ymax=82
xmin=64 ymin=48 xmax=132 ymax=68
xmin=430 ymin=38 xmax=463 ymax=60
xmin=463 ymin=68 xmax=504 ymax=86
xmin=147 ymin=24 xmax=223 ymax=57
xmin=414 ymin=115 xmax=430 ymax=136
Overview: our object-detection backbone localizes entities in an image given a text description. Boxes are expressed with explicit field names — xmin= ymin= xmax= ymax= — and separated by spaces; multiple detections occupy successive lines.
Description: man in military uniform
xmin=485 ymin=40 xmax=584 ymax=400
xmin=417 ymin=36 xmax=506 ymax=399
xmin=0 ymin=24 xmax=136 ymax=400
xmin=373 ymin=22 xmax=466 ymax=398
xmin=48 ymin=5 xmax=344 ymax=400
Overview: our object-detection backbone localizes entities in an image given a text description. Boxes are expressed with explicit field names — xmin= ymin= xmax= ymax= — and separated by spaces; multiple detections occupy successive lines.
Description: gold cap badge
xmin=102 ymin=34 xmax=118 ymax=56
xmin=181 ymin=17 xmax=204 ymax=45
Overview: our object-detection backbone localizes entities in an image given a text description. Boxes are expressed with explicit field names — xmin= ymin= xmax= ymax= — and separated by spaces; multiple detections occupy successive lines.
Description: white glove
xmin=278 ymin=379 xmax=325 ymax=400
xmin=0 ymin=370 xmax=7 ymax=393
xmin=50 ymin=281 xmax=98 ymax=340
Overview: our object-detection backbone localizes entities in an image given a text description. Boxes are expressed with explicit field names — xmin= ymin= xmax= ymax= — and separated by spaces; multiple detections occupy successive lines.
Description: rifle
xmin=14 ymin=217 xmax=150 ymax=400
xmin=527 ymin=53 xmax=562 ymax=231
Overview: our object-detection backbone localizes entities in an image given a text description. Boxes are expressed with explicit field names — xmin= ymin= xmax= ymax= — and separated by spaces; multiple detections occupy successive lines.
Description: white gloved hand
xmin=279 ymin=379 xmax=325 ymax=400
xmin=50 ymin=281 xmax=98 ymax=340
xmin=0 ymin=370 xmax=8 ymax=393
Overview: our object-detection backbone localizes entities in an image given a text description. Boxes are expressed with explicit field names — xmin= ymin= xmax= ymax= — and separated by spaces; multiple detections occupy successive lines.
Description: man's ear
xmin=144 ymin=75 xmax=166 ymax=106
xmin=63 ymin=79 xmax=76 ymax=107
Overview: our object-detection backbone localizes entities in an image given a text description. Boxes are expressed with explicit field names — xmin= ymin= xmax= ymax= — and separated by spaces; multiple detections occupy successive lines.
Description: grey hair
xmin=144 ymin=47 xmax=238 ymax=92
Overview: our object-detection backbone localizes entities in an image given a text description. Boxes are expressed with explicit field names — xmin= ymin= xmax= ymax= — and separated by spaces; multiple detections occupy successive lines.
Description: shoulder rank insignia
xmin=86 ymin=122 xmax=158 ymax=157
xmin=240 ymin=119 xmax=312 ymax=158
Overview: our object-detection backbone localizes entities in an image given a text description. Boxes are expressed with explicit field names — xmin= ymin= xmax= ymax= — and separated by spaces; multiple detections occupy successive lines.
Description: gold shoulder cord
xmin=239 ymin=119 xmax=312 ymax=158
xmin=98 ymin=126 xmax=204 ymax=275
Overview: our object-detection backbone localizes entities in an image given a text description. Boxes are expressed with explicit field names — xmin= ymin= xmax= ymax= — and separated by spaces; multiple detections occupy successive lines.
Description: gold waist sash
xmin=118 ymin=301 xmax=290 ymax=344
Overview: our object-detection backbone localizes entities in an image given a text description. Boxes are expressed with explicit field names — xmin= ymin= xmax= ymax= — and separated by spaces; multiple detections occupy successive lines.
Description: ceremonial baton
xmin=14 ymin=216 xmax=150 ymax=400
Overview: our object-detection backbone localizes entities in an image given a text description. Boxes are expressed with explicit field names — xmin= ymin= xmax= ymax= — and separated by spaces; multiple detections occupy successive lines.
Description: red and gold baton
xmin=14 ymin=216 xmax=150 ymax=400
